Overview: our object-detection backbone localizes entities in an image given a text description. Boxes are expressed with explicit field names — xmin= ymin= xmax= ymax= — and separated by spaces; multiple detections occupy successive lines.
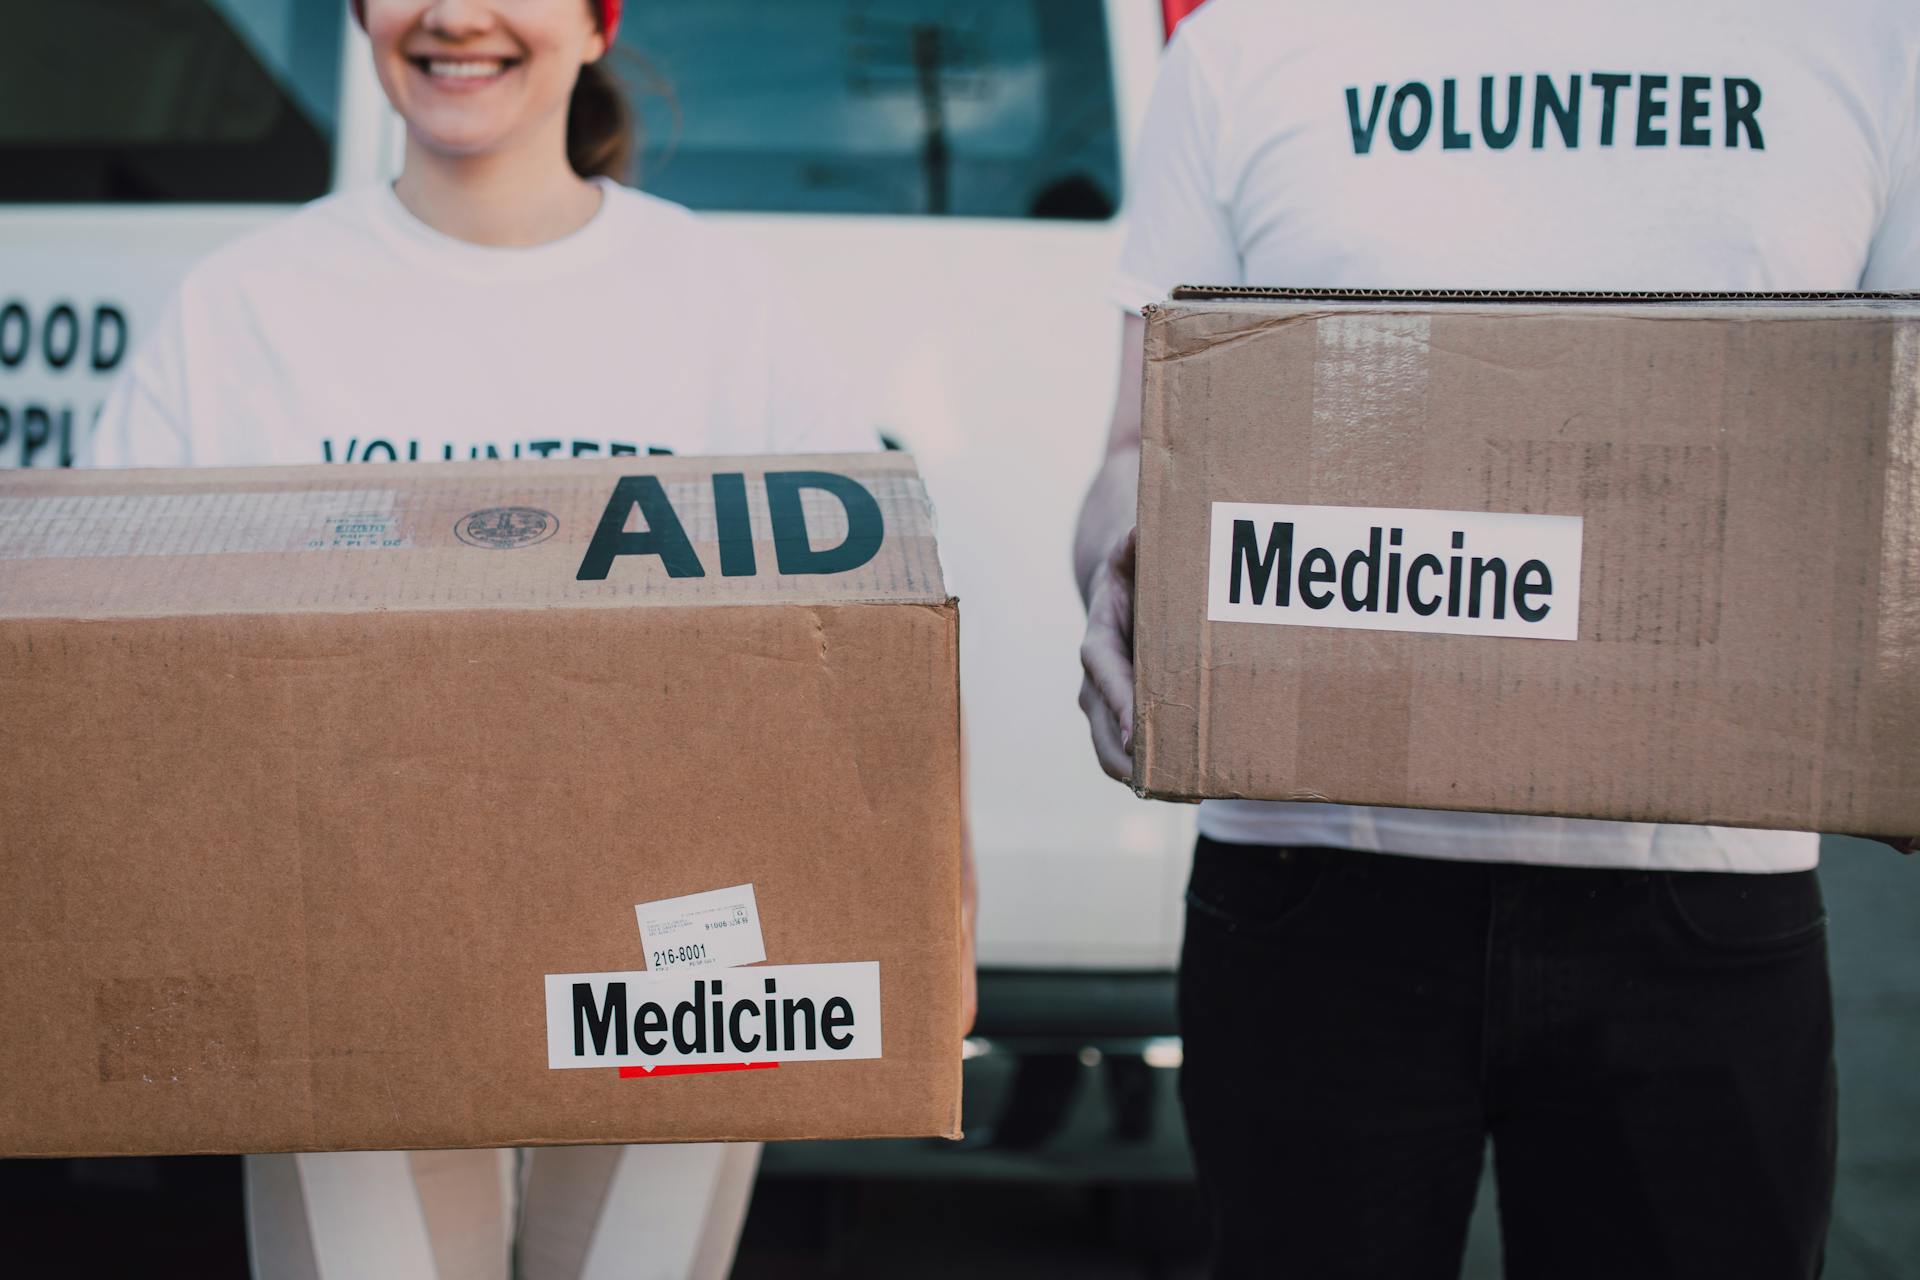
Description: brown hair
xmin=567 ymin=59 xmax=634 ymax=183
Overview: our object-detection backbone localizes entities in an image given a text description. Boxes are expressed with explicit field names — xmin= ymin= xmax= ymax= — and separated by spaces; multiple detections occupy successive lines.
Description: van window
xmin=0 ymin=0 xmax=341 ymax=203
xmin=620 ymin=0 xmax=1120 ymax=220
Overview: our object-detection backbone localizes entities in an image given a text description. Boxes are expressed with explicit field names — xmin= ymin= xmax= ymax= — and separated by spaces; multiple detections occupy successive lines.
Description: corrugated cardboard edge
xmin=1168 ymin=286 xmax=1920 ymax=303
xmin=937 ymin=594 xmax=966 ymax=1141
xmin=12 ymin=1126 xmax=958 ymax=1159
xmin=1131 ymin=308 xmax=1205 ymax=800
xmin=1148 ymin=292 xmax=1920 ymax=347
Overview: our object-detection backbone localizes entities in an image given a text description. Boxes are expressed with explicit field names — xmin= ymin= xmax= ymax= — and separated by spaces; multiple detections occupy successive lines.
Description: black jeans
xmin=1178 ymin=837 xmax=1836 ymax=1280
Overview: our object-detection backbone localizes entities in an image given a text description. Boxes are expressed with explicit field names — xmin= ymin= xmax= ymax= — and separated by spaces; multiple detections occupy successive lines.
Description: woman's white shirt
xmin=83 ymin=180 xmax=828 ymax=1280
xmin=87 ymin=178 xmax=876 ymax=467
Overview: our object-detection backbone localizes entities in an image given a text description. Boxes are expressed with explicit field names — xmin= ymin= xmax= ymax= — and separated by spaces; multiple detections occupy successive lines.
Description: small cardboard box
xmin=1133 ymin=289 xmax=1920 ymax=835
xmin=0 ymin=453 xmax=963 ymax=1156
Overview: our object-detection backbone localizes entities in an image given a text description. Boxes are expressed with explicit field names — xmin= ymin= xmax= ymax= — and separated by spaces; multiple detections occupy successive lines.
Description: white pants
xmin=244 ymin=1143 xmax=763 ymax=1280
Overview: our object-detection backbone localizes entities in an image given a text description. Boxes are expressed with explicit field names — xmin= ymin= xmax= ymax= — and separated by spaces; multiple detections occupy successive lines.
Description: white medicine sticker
xmin=546 ymin=961 xmax=882 ymax=1069
xmin=1207 ymin=502 xmax=1583 ymax=641
xmin=636 ymin=884 xmax=766 ymax=973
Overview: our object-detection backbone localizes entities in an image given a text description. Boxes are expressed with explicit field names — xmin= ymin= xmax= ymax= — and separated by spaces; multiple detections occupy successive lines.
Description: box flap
xmin=1168 ymin=286 xmax=1920 ymax=304
xmin=0 ymin=453 xmax=946 ymax=620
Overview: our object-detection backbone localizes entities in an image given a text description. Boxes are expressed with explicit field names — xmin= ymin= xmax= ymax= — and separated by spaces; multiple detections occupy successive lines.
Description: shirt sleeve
xmin=1111 ymin=25 xmax=1243 ymax=314
xmin=81 ymin=292 xmax=194 ymax=468
xmin=1862 ymin=71 xmax=1920 ymax=288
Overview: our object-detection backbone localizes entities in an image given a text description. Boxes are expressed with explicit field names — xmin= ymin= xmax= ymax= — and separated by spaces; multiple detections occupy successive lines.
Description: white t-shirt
xmin=1115 ymin=0 xmax=1920 ymax=872
xmin=88 ymin=177 xmax=877 ymax=468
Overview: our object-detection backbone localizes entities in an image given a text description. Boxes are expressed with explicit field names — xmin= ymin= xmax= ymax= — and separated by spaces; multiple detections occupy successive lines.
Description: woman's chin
xmin=406 ymin=122 xmax=519 ymax=163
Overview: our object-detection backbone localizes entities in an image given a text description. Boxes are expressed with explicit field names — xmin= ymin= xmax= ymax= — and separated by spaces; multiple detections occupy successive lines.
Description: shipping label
xmin=635 ymin=884 xmax=766 ymax=973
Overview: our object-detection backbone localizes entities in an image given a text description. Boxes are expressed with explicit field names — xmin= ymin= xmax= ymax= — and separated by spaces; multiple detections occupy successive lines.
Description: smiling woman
xmin=357 ymin=0 xmax=632 ymax=236
xmin=81 ymin=0 xmax=898 ymax=1275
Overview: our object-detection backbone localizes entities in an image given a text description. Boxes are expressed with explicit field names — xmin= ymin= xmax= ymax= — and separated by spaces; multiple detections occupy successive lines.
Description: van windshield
xmin=0 ymin=0 xmax=341 ymax=203
xmin=620 ymin=0 xmax=1120 ymax=220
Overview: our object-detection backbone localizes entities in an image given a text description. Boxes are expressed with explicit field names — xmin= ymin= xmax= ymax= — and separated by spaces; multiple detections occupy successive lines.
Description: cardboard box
xmin=0 ymin=453 xmax=963 ymax=1156
xmin=1133 ymin=289 xmax=1920 ymax=835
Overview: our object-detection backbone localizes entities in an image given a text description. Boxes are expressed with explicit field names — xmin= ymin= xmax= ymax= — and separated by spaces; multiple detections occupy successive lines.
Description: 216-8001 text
xmin=651 ymin=944 xmax=708 ymax=969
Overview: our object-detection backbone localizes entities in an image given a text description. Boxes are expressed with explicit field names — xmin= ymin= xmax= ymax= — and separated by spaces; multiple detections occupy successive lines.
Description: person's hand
xmin=959 ymin=814 xmax=979 ymax=1037
xmin=959 ymin=885 xmax=978 ymax=1038
xmin=1078 ymin=527 xmax=1137 ymax=783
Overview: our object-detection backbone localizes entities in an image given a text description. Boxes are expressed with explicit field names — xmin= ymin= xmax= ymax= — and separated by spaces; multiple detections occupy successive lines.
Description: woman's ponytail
xmin=567 ymin=60 xmax=635 ymax=183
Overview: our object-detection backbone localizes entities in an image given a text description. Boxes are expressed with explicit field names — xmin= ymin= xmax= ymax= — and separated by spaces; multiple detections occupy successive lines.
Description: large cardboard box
xmin=0 ymin=454 xmax=963 ymax=1156
xmin=1133 ymin=290 xmax=1920 ymax=835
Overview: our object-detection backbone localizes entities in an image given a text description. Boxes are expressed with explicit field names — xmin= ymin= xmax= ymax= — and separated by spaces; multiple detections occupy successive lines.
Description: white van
xmin=0 ymin=0 xmax=1197 ymax=1160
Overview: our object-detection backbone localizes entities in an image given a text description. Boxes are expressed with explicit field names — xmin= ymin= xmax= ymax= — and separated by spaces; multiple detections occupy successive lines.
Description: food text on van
xmin=0 ymin=299 xmax=129 ymax=468
xmin=0 ymin=301 xmax=126 ymax=374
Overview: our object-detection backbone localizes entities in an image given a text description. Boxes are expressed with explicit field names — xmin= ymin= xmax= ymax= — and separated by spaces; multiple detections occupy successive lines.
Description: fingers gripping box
xmin=1132 ymin=290 xmax=1920 ymax=835
xmin=0 ymin=454 xmax=963 ymax=1156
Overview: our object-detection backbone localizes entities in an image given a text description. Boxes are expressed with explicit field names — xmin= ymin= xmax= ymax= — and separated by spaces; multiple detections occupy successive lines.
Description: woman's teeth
xmin=427 ymin=60 xmax=508 ymax=79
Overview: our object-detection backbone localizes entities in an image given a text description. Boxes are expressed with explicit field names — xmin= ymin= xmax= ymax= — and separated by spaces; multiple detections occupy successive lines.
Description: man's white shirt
xmin=1115 ymin=0 xmax=1920 ymax=870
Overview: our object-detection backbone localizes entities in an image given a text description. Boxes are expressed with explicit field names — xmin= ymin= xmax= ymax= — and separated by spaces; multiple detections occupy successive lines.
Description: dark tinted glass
xmin=0 ymin=0 xmax=341 ymax=203
xmin=619 ymin=0 xmax=1119 ymax=220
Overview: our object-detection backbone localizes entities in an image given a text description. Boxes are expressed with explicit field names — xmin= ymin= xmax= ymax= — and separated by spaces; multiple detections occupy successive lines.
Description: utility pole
xmin=910 ymin=24 xmax=950 ymax=215
xmin=845 ymin=9 xmax=983 ymax=216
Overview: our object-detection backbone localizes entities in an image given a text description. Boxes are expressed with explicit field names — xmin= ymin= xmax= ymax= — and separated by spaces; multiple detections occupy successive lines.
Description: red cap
xmin=350 ymin=1 xmax=623 ymax=47
xmin=1161 ymin=0 xmax=1205 ymax=39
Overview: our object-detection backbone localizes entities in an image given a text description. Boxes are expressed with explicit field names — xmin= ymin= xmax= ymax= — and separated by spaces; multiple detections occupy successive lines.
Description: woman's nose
xmin=419 ymin=0 xmax=500 ymax=39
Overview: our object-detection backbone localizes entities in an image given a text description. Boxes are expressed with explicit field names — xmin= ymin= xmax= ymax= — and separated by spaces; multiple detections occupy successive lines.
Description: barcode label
xmin=636 ymin=884 xmax=766 ymax=972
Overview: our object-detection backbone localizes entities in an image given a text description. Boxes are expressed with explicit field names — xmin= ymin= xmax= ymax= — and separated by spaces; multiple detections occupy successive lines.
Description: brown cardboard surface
xmin=1133 ymin=296 xmax=1920 ymax=835
xmin=0 ymin=455 xmax=964 ymax=1156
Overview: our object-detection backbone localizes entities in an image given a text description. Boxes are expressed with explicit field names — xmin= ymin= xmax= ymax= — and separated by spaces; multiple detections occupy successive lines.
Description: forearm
xmin=1075 ymin=314 xmax=1148 ymax=779
xmin=1076 ymin=312 xmax=1148 ymax=604
xmin=1074 ymin=444 xmax=1140 ymax=604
